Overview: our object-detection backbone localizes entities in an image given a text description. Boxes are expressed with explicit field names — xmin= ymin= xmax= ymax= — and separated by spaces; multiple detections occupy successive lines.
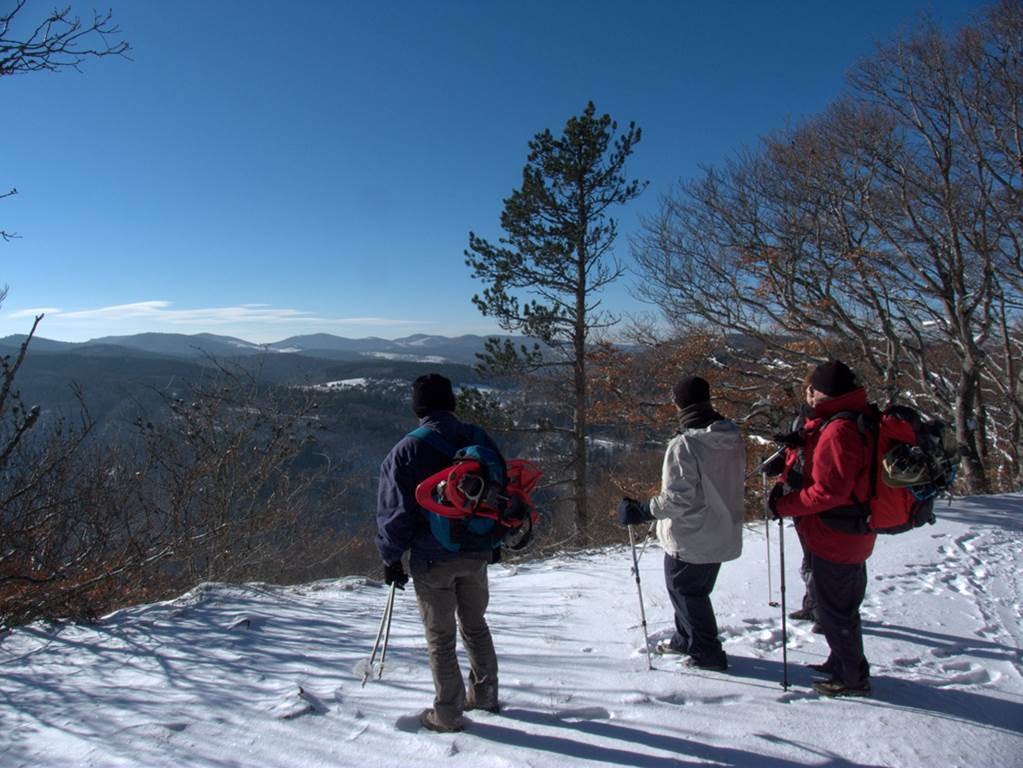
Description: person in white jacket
xmin=617 ymin=376 xmax=746 ymax=670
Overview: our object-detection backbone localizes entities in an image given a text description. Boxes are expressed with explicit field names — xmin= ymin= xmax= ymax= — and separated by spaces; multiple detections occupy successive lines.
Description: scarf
xmin=677 ymin=401 xmax=724 ymax=430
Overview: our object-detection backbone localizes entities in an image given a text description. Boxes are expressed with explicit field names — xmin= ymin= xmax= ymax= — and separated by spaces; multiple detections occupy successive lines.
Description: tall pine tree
xmin=465 ymin=102 xmax=644 ymax=537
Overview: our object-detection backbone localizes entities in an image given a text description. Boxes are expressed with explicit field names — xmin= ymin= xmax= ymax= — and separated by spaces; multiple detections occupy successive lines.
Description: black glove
xmin=758 ymin=449 xmax=787 ymax=478
xmin=383 ymin=560 xmax=408 ymax=589
xmin=617 ymin=497 xmax=654 ymax=526
xmin=773 ymin=430 xmax=804 ymax=448
xmin=767 ymin=483 xmax=786 ymax=519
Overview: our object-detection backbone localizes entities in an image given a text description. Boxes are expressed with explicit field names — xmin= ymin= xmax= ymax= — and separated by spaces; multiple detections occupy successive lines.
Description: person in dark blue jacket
xmin=376 ymin=373 xmax=502 ymax=733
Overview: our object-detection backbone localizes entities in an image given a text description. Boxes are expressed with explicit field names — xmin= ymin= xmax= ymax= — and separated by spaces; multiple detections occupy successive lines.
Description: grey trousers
xmin=411 ymin=557 xmax=498 ymax=725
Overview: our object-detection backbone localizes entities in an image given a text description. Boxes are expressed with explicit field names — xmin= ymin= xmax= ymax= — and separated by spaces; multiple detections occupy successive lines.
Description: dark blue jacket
xmin=375 ymin=411 xmax=502 ymax=567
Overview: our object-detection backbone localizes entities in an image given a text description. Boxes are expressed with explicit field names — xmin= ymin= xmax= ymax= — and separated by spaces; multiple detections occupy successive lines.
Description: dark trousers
xmin=798 ymin=535 xmax=817 ymax=616
xmin=810 ymin=552 xmax=870 ymax=687
xmin=663 ymin=555 xmax=726 ymax=666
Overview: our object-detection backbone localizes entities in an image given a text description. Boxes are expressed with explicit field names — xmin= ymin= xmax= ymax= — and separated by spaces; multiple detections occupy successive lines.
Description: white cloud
xmin=59 ymin=301 xmax=173 ymax=319
xmin=8 ymin=307 xmax=63 ymax=319
xmin=2 ymin=300 xmax=436 ymax=343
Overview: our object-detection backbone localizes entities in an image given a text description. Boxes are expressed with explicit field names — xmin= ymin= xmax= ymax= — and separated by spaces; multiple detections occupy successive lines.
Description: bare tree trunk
xmin=573 ymin=238 xmax=590 ymax=536
xmin=956 ymin=364 xmax=990 ymax=494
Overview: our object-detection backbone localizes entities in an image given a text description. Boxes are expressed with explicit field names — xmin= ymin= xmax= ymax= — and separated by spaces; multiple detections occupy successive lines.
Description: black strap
xmin=816 ymin=409 xmax=877 ymax=535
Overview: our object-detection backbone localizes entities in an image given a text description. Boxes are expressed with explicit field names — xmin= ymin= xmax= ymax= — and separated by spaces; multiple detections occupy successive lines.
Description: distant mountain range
xmin=0 ymin=331 xmax=550 ymax=436
xmin=0 ymin=331 xmax=537 ymax=366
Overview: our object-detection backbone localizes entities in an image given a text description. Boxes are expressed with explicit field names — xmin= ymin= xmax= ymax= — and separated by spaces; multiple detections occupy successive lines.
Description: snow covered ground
xmin=2 ymin=494 xmax=1021 ymax=767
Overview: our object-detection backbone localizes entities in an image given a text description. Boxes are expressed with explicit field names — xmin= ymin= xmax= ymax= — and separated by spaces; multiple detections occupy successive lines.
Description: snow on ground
xmin=309 ymin=378 xmax=370 ymax=391
xmin=2 ymin=494 xmax=1021 ymax=767
xmin=367 ymin=352 xmax=448 ymax=364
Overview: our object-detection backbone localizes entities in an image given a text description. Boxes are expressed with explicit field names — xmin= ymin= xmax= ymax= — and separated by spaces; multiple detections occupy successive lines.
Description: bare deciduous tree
xmin=0 ymin=1 xmax=129 ymax=75
xmin=0 ymin=360 xmax=358 ymax=629
xmin=634 ymin=0 xmax=1022 ymax=494
xmin=1 ymin=0 xmax=130 ymax=241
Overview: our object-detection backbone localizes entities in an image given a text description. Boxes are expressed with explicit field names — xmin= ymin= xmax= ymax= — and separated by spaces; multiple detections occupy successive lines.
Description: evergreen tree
xmin=465 ymin=101 xmax=645 ymax=536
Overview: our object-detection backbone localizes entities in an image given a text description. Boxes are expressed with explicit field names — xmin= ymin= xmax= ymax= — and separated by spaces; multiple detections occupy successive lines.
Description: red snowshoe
xmin=415 ymin=457 xmax=542 ymax=529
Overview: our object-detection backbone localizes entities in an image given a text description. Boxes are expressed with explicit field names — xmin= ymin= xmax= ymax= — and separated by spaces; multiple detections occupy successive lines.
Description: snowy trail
xmin=2 ymin=495 xmax=1022 ymax=767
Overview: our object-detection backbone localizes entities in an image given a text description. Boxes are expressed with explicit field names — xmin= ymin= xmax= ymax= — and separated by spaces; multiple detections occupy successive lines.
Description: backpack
xmin=820 ymin=405 xmax=960 ymax=535
xmin=408 ymin=427 xmax=542 ymax=553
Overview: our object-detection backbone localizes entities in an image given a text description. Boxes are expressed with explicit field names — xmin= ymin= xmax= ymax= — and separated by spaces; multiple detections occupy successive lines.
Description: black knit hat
xmin=412 ymin=373 xmax=456 ymax=417
xmin=810 ymin=360 xmax=858 ymax=397
xmin=672 ymin=375 xmax=711 ymax=408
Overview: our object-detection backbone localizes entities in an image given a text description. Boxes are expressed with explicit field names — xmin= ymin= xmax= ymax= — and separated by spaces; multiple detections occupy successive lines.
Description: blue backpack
xmin=408 ymin=426 xmax=507 ymax=553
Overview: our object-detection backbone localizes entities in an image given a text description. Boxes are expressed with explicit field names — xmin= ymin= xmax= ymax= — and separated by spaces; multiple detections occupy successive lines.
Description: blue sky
xmin=2 ymin=0 xmax=987 ymax=343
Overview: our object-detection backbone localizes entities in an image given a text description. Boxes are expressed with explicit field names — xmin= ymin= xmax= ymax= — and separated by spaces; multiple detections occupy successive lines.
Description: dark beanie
xmin=412 ymin=373 xmax=456 ymax=417
xmin=810 ymin=360 xmax=858 ymax=397
xmin=672 ymin=375 xmax=711 ymax=408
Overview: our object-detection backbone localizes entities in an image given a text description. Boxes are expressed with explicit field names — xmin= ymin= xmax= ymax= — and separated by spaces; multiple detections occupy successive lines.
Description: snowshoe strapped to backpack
xmin=820 ymin=405 xmax=960 ymax=535
xmin=408 ymin=426 xmax=542 ymax=553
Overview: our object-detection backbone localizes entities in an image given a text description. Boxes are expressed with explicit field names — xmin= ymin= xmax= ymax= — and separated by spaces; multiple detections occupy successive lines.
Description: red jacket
xmin=776 ymin=388 xmax=876 ymax=564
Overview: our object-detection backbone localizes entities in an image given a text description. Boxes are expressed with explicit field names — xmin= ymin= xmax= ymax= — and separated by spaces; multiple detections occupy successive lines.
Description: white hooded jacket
xmin=649 ymin=418 xmax=746 ymax=564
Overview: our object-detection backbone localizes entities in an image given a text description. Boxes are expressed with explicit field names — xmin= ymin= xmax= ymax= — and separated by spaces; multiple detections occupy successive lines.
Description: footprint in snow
xmin=654 ymin=692 xmax=687 ymax=706
xmin=271 ymin=687 xmax=328 ymax=720
xmin=778 ymin=689 xmax=818 ymax=704
xmin=977 ymin=623 xmax=1000 ymax=639
xmin=937 ymin=660 xmax=996 ymax=687
xmin=689 ymin=693 xmax=753 ymax=706
xmin=748 ymin=626 xmax=787 ymax=653
xmin=940 ymin=573 xmax=973 ymax=595
xmin=721 ymin=621 xmax=765 ymax=640
xmin=620 ymin=692 xmax=651 ymax=705
xmin=954 ymin=532 xmax=979 ymax=552
xmin=892 ymin=656 xmax=922 ymax=669
xmin=343 ymin=723 xmax=369 ymax=742
xmin=227 ymin=614 xmax=266 ymax=631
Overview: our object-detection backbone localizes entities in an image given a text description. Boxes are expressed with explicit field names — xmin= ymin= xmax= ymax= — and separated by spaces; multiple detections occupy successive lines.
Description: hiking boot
xmin=807 ymin=662 xmax=835 ymax=675
xmin=655 ymin=640 xmax=688 ymax=656
xmin=467 ymin=675 xmax=499 ymax=713
xmin=465 ymin=698 xmax=500 ymax=714
xmin=419 ymin=708 xmax=464 ymax=733
xmin=683 ymin=656 xmax=728 ymax=672
xmin=812 ymin=679 xmax=871 ymax=698
xmin=811 ymin=623 xmax=824 ymax=634
xmin=788 ymin=607 xmax=815 ymax=621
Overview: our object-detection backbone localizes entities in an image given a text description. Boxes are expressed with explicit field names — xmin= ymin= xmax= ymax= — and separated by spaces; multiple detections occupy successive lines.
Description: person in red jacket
xmin=769 ymin=360 xmax=875 ymax=697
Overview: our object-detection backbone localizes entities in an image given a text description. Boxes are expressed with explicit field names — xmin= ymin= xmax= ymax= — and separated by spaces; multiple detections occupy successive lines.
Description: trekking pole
xmin=777 ymin=516 xmax=789 ymax=691
xmin=628 ymin=524 xmax=654 ymax=671
xmin=376 ymin=583 xmax=397 ymax=681
xmin=362 ymin=582 xmax=397 ymax=687
xmin=763 ymin=474 xmax=778 ymax=608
